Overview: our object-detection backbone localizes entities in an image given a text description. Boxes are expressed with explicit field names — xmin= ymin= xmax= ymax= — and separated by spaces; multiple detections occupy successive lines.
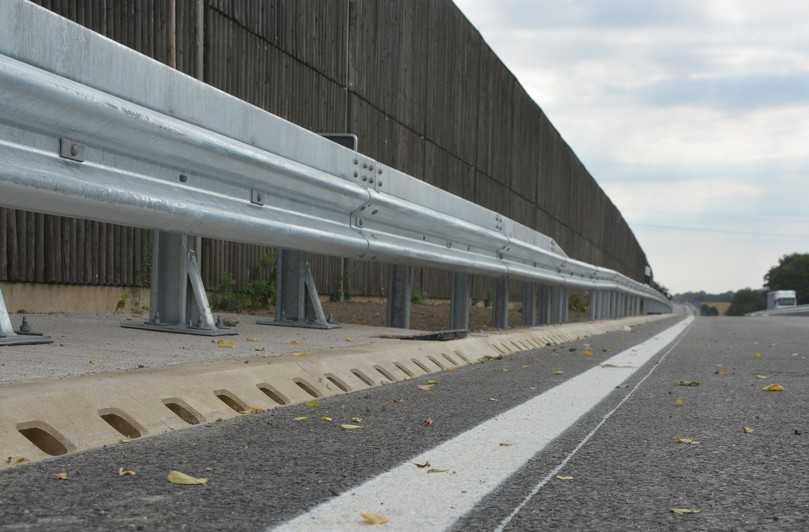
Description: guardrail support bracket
xmin=449 ymin=272 xmax=471 ymax=330
xmin=386 ymin=265 xmax=414 ymax=329
xmin=0 ymin=289 xmax=52 ymax=346
xmin=122 ymin=231 xmax=236 ymax=336
xmin=257 ymin=249 xmax=338 ymax=330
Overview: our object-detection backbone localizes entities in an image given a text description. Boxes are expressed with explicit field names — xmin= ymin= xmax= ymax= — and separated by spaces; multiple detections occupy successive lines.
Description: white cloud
xmin=455 ymin=0 xmax=809 ymax=293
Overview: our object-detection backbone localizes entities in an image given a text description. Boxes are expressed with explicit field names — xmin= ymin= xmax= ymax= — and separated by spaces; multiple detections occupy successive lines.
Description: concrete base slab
xmin=120 ymin=321 xmax=238 ymax=336
xmin=0 ymin=313 xmax=670 ymax=469
xmin=255 ymin=318 xmax=340 ymax=330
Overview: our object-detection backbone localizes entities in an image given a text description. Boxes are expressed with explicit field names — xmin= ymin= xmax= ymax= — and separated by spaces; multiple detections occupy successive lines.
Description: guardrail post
xmin=589 ymin=290 xmax=599 ymax=320
xmin=258 ymin=249 xmax=338 ymax=329
xmin=561 ymin=287 xmax=569 ymax=323
xmin=521 ymin=284 xmax=537 ymax=326
xmin=493 ymin=278 xmax=509 ymax=329
xmin=386 ymin=265 xmax=414 ymax=329
xmin=538 ymin=285 xmax=551 ymax=325
xmin=0 ymin=288 xmax=52 ymax=346
xmin=122 ymin=231 xmax=235 ymax=336
xmin=449 ymin=272 xmax=471 ymax=330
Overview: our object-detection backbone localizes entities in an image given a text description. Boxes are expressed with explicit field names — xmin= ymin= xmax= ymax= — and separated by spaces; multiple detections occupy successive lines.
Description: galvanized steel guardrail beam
xmin=0 ymin=1 xmax=671 ymax=336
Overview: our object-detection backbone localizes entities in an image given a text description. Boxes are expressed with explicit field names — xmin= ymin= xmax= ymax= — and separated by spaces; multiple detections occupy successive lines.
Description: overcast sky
xmin=454 ymin=0 xmax=809 ymax=294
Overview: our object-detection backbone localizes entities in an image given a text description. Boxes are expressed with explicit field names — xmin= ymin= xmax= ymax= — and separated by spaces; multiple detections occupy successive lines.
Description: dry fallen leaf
xmin=351 ymin=417 xmax=363 ymax=423
xmin=426 ymin=379 xmax=439 ymax=385
xmin=290 ymin=351 xmax=308 ymax=357
xmin=754 ymin=374 xmax=768 ymax=380
xmin=344 ymin=337 xmax=353 ymax=342
xmin=743 ymin=426 xmax=754 ymax=434
xmin=556 ymin=475 xmax=574 ymax=481
xmin=289 ymin=340 xmax=302 ymax=345
xmin=6 ymin=456 xmax=27 ymax=465
xmin=414 ymin=461 xmax=431 ymax=469
xmin=552 ymin=369 xmax=564 ymax=375
xmin=753 ymin=352 xmax=764 ymax=359
xmin=339 ymin=423 xmax=362 ymax=430
xmin=582 ymin=348 xmax=593 ymax=357
xmin=673 ymin=437 xmax=699 ymax=445
xmin=715 ymin=367 xmax=731 ymax=377
xmin=762 ymin=383 xmax=785 ymax=392
xmin=216 ymin=339 xmax=235 ymax=349
xmin=54 ymin=472 xmax=68 ymax=480
xmin=246 ymin=337 xmax=259 ymax=342
xmin=676 ymin=380 xmax=701 ymax=387
xmin=293 ymin=416 xmax=309 ymax=422
xmin=320 ymin=416 xmax=333 ymax=422
xmin=674 ymin=398 xmax=686 ymax=407
xmin=241 ymin=406 xmax=265 ymax=415
xmin=167 ymin=470 xmax=208 ymax=486
xmin=427 ymin=468 xmax=450 ymax=474
xmin=118 ymin=467 xmax=136 ymax=477
xmin=417 ymin=384 xmax=435 ymax=392
xmin=304 ymin=399 xmax=321 ymax=408
xmin=360 ymin=512 xmax=389 ymax=525
xmin=671 ymin=508 xmax=701 ymax=515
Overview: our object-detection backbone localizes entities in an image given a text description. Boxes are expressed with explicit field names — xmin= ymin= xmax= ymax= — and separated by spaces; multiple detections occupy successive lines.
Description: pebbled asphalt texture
xmin=3 ymin=315 xmax=807 ymax=531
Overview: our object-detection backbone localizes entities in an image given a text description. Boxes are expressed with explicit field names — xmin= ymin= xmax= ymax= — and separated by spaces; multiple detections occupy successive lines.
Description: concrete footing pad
xmin=1 ymin=315 xmax=668 ymax=468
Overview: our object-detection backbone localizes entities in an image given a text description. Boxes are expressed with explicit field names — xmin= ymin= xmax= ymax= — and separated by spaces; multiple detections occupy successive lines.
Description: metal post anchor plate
xmin=0 ymin=290 xmax=53 ymax=346
xmin=121 ymin=231 xmax=236 ymax=336
xmin=256 ymin=249 xmax=339 ymax=330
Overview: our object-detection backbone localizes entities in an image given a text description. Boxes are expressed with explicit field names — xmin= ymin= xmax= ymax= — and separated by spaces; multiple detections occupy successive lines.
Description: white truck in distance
xmin=767 ymin=290 xmax=797 ymax=310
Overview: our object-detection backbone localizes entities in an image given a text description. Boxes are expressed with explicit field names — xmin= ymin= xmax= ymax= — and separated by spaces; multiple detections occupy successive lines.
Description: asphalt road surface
xmin=2 ymin=315 xmax=807 ymax=531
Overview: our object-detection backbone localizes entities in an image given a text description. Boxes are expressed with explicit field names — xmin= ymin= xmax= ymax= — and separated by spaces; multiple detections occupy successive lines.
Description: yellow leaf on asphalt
xmin=674 ymin=437 xmax=699 ymax=445
xmin=762 ymin=383 xmax=784 ymax=392
xmin=417 ymin=384 xmax=435 ymax=392
xmin=293 ymin=416 xmax=309 ymax=421
xmin=304 ymin=399 xmax=321 ymax=408
xmin=339 ymin=423 xmax=362 ymax=430
xmin=360 ymin=512 xmax=389 ymax=525
xmin=671 ymin=508 xmax=701 ymax=515
xmin=743 ymin=426 xmax=754 ymax=434
xmin=351 ymin=417 xmax=363 ymax=423
xmin=674 ymin=398 xmax=686 ymax=407
xmin=118 ymin=467 xmax=136 ymax=477
xmin=582 ymin=348 xmax=593 ymax=357
xmin=754 ymin=374 xmax=768 ymax=379
xmin=54 ymin=472 xmax=68 ymax=480
xmin=167 ymin=470 xmax=208 ymax=485
xmin=552 ymin=369 xmax=564 ymax=375
xmin=216 ymin=339 xmax=235 ymax=349
xmin=556 ymin=475 xmax=574 ymax=481
xmin=754 ymin=352 xmax=763 ymax=359
xmin=320 ymin=416 xmax=333 ymax=422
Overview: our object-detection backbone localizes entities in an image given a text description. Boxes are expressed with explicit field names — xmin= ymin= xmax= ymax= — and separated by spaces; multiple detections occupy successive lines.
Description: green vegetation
xmin=726 ymin=288 xmax=765 ymax=316
xmin=765 ymin=253 xmax=809 ymax=305
xmin=568 ymin=292 xmax=587 ymax=313
xmin=208 ymin=253 xmax=276 ymax=312
xmin=411 ymin=288 xmax=427 ymax=305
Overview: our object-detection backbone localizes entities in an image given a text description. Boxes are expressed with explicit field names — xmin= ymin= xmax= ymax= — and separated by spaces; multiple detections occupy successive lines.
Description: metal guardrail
xmin=0 ymin=1 xmax=671 ymax=340
xmin=747 ymin=305 xmax=809 ymax=318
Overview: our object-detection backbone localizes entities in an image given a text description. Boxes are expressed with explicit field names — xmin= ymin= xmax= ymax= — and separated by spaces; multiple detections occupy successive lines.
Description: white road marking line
xmin=272 ymin=316 xmax=694 ymax=532
xmin=494 ymin=316 xmax=695 ymax=532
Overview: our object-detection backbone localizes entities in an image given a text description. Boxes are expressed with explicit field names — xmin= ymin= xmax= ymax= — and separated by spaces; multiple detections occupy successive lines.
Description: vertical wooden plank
xmin=0 ymin=208 xmax=7 ymax=281
xmin=15 ymin=211 xmax=27 ymax=282
xmin=25 ymin=212 xmax=36 ymax=282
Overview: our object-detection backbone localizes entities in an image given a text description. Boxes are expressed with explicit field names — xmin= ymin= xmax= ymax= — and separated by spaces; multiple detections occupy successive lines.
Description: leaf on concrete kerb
xmin=427 ymin=468 xmax=450 ymax=474
xmin=117 ymin=467 xmax=136 ymax=477
xmin=671 ymin=507 xmax=701 ymax=515
xmin=216 ymin=339 xmax=235 ymax=349
xmin=290 ymin=351 xmax=308 ymax=357
xmin=241 ymin=406 xmax=266 ymax=415
xmin=167 ymin=470 xmax=208 ymax=486
xmin=762 ymin=384 xmax=784 ymax=392
xmin=360 ymin=512 xmax=389 ymax=525
xmin=304 ymin=399 xmax=320 ymax=408
xmin=673 ymin=437 xmax=699 ymax=445
xmin=414 ymin=461 xmax=431 ymax=469
xmin=676 ymin=380 xmax=700 ymax=387
xmin=6 ymin=456 xmax=28 ymax=465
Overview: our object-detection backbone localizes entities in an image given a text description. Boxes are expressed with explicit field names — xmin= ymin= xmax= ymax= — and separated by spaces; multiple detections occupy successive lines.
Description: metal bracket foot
xmin=0 ymin=291 xmax=53 ymax=346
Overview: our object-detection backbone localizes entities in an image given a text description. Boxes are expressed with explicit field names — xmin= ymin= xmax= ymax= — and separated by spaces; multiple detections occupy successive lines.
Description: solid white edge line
xmin=271 ymin=316 xmax=694 ymax=532
xmin=492 ymin=316 xmax=694 ymax=532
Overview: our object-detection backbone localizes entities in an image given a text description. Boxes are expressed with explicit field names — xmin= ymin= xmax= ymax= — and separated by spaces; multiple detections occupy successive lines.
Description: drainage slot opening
xmin=394 ymin=362 xmax=414 ymax=377
xmin=99 ymin=410 xmax=142 ymax=439
xmin=215 ymin=390 xmax=248 ymax=412
xmin=163 ymin=399 xmax=204 ymax=425
xmin=257 ymin=385 xmax=288 ymax=405
xmin=375 ymin=365 xmax=396 ymax=382
xmin=17 ymin=423 xmax=70 ymax=456
xmin=453 ymin=350 xmax=470 ymax=363
xmin=351 ymin=369 xmax=375 ymax=386
xmin=325 ymin=374 xmax=351 ymax=393
xmin=411 ymin=359 xmax=431 ymax=373
xmin=293 ymin=379 xmax=321 ymax=398
xmin=427 ymin=356 xmax=446 ymax=370
xmin=442 ymin=353 xmax=459 ymax=366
